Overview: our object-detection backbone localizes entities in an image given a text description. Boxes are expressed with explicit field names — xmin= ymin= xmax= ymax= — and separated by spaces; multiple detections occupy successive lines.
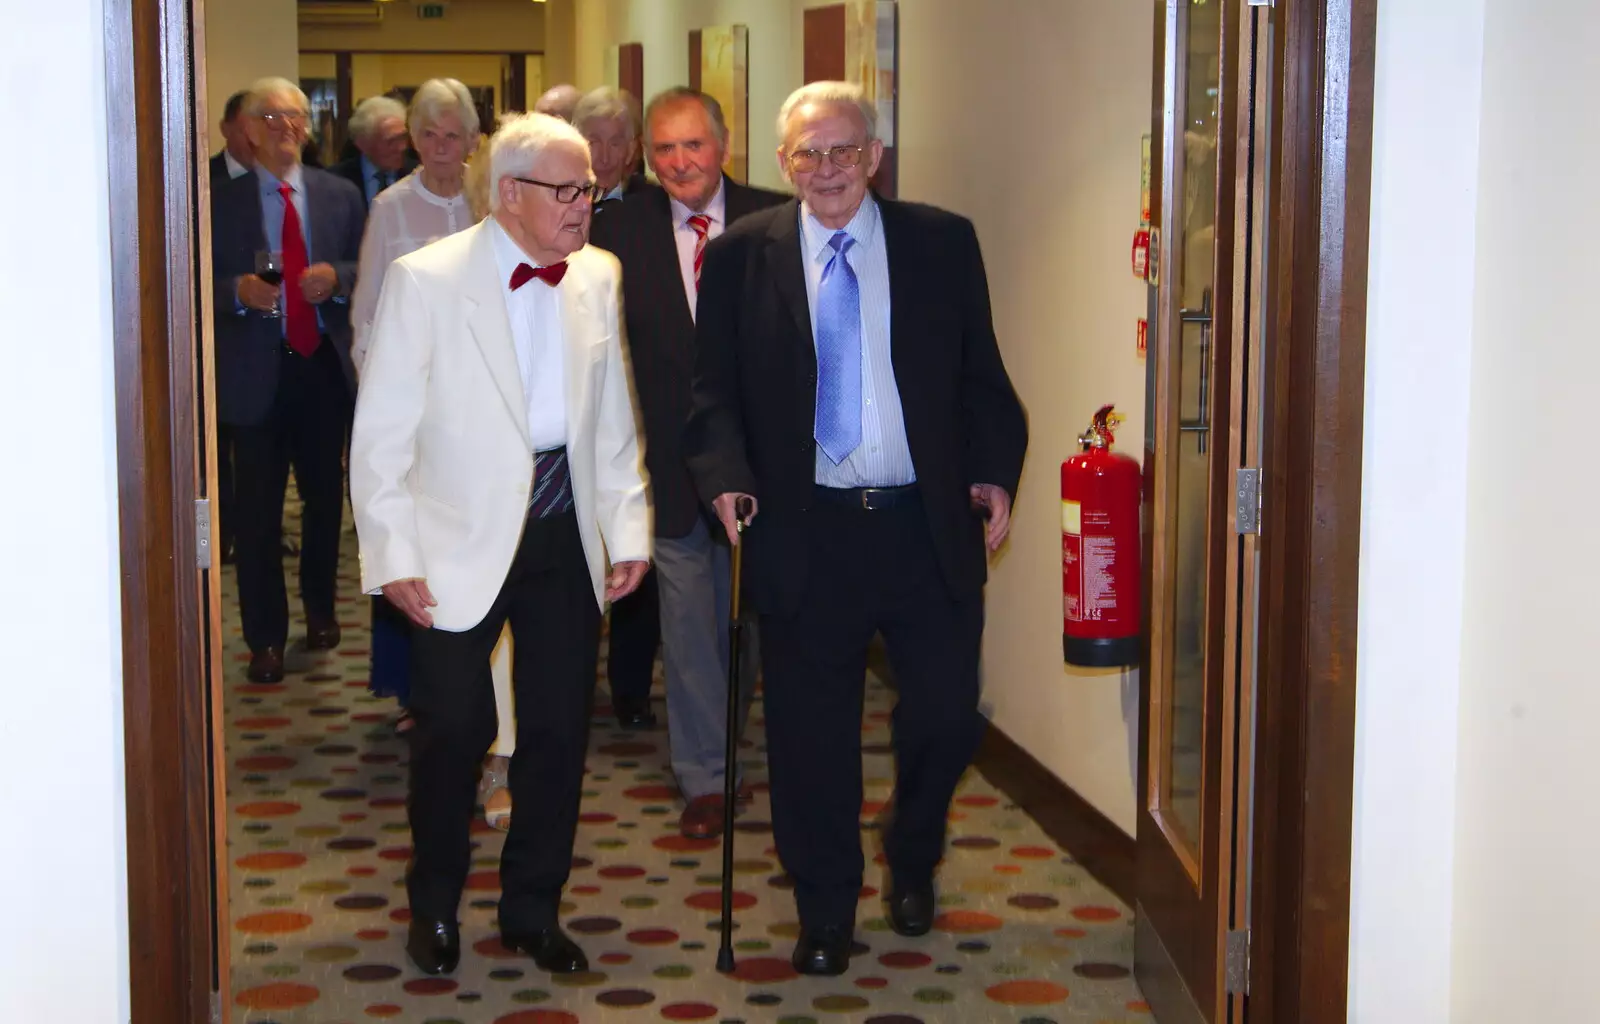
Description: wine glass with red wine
xmin=254 ymin=250 xmax=285 ymax=318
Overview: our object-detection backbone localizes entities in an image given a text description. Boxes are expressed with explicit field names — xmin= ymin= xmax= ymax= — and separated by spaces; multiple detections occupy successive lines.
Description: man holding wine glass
xmin=211 ymin=76 xmax=367 ymax=684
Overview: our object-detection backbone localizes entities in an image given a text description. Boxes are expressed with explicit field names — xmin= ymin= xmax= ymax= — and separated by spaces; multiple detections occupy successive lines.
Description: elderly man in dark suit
xmin=209 ymin=90 xmax=254 ymax=183
xmin=591 ymin=88 xmax=786 ymax=839
xmin=684 ymin=81 xmax=1027 ymax=976
xmin=330 ymin=95 xmax=415 ymax=212
xmin=212 ymin=76 xmax=366 ymax=684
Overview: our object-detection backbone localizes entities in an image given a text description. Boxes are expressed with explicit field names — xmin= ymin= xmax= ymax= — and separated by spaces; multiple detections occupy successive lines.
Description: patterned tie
xmin=278 ymin=184 xmax=321 ymax=357
xmin=529 ymin=448 xmax=575 ymax=519
xmin=687 ymin=214 xmax=711 ymax=291
xmin=510 ymin=262 xmax=568 ymax=290
xmin=814 ymin=231 xmax=861 ymax=464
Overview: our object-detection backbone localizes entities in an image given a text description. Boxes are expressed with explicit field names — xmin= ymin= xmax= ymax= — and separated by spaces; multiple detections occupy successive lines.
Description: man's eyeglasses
xmin=786 ymin=144 xmax=866 ymax=173
xmin=260 ymin=111 xmax=309 ymax=132
xmin=512 ymin=176 xmax=601 ymax=204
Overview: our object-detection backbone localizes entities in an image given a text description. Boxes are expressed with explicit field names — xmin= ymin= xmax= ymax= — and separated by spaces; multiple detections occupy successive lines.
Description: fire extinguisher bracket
xmin=1061 ymin=405 xmax=1142 ymax=670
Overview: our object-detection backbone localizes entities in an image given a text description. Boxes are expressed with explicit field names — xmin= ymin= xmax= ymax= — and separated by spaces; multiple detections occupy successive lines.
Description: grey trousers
xmin=655 ymin=517 xmax=759 ymax=800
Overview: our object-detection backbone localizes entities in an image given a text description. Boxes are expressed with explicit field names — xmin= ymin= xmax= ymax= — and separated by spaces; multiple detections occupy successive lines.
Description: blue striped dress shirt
xmin=799 ymin=197 xmax=916 ymax=488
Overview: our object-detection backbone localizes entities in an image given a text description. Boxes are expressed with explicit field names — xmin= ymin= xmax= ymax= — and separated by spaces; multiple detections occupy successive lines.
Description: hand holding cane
xmin=716 ymin=495 xmax=753 ymax=974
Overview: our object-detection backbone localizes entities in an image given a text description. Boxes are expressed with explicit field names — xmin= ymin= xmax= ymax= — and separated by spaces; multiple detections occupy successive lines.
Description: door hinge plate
xmin=1235 ymin=468 xmax=1262 ymax=535
xmin=1225 ymin=927 xmax=1251 ymax=994
xmin=195 ymin=498 xmax=212 ymax=570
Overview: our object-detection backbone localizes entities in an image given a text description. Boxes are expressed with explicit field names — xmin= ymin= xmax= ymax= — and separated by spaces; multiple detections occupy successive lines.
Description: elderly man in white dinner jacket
xmin=350 ymin=111 xmax=651 ymax=979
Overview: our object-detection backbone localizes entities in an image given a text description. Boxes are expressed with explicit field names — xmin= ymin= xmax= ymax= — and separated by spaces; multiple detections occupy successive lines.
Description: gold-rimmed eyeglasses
xmin=785 ymin=144 xmax=866 ymax=173
xmin=512 ymin=176 xmax=601 ymax=204
xmin=260 ymin=110 xmax=309 ymax=132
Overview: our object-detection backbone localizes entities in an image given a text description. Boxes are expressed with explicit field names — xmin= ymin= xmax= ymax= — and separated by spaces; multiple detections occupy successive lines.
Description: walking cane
xmin=716 ymin=496 xmax=753 ymax=975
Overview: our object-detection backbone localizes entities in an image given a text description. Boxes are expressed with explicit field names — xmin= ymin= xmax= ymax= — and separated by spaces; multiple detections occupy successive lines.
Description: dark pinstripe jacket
xmin=590 ymin=178 xmax=788 ymax=538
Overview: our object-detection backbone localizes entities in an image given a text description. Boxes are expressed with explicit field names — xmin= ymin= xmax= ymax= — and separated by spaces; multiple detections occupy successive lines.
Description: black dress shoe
xmin=406 ymin=918 xmax=460 ymax=975
xmin=614 ymin=695 xmax=657 ymax=729
xmin=790 ymin=924 xmax=853 ymax=976
xmin=305 ymin=618 xmax=341 ymax=651
xmin=247 ymin=647 xmax=285 ymax=684
xmin=504 ymin=926 xmax=589 ymax=974
xmin=886 ymin=878 xmax=936 ymax=937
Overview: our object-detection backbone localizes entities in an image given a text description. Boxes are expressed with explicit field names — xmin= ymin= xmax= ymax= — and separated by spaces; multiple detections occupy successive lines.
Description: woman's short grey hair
xmin=243 ymin=77 xmax=308 ymax=118
xmin=487 ymin=111 xmax=590 ymax=213
xmin=572 ymin=86 xmax=639 ymax=140
xmin=776 ymin=81 xmax=878 ymax=145
xmin=408 ymin=78 xmax=480 ymax=141
xmin=349 ymin=95 xmax=407 ymax=142
xmin=643 ymin=87 xmax=729 ymax=149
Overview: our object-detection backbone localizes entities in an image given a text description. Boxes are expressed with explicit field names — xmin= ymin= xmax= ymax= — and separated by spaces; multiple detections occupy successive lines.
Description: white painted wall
xmin=1449 ymin=0 xmax=1600 ymax=1017
xmin=0 ymin=2 xmax=129 ymax=1022
xmin=1353 ymin=0 xmax=1600 ymax=1019
xmin=202 ymin=0 xmax=298 ymax=154
xmin=1350 ymin=0 xmax=1486 ymax=1018
xmin=559 ymin=0 xmax=1152 ymax=831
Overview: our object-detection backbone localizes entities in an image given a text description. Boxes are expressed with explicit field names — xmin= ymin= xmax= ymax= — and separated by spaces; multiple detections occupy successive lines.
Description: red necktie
xmin=687 ymin=214 xmax=711 ymax=291
xmin=510 ymin=262 xmax=568 ymax=290
xmin=278 ymin=184 xmax=321 ymax=357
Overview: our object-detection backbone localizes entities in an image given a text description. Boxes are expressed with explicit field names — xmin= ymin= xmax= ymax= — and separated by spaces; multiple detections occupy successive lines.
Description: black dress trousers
xmin=404 ymin=509 xmax=602 ymax=933
xmin=230 ymin=340 xmax=350 ymax=652
xmin=759 ymin=491 xmax=986 ymax=931
xmin=605 ymin=569 xmax=659 ymax=707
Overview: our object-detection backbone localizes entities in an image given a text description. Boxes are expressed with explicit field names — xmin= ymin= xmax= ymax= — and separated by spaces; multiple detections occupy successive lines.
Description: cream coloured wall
xmin=300 ymin=0 xmax=545 ymax=54
xmin=203 ymin=0 xmax=299 ymax=154
xmin=1448 ymin=0 xmax=1600 ymax=1017
xmin=300 ymin=51 xmax=337 ymax=79
xmin=0 ymin=2 xmax=129 ymax=1021
xmin=562 ymin=0 xmax=1152 ymax=831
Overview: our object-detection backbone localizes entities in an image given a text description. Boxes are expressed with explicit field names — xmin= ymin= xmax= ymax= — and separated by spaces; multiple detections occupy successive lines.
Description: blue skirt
xmin=369 ymin=594 xmax=411 ymax=703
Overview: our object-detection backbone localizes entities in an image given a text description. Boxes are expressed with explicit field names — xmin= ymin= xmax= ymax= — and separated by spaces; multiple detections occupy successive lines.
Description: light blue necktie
xmin=814 ymin=231 xmax=862 ymax=464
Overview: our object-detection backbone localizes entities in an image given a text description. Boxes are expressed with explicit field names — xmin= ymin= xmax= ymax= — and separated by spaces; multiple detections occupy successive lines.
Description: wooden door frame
xmin=108 ymin=0 xmax=216 ymax=1021
xmin=108 ymin=0 xmax=1377 ymax=1020
xmin=1245 ymin=0 xmax=1375 ymax=1020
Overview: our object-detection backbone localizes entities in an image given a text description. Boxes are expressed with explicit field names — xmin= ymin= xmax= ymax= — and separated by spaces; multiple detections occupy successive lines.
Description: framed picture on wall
xmin=804 ymin=1 xmax=899 ymax=197
xmin=692 ymin=24 xmax=749 ymax=183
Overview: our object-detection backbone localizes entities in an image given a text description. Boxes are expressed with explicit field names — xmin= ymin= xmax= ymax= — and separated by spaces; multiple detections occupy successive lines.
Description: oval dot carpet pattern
xmin=225 ymin=506 xmax=1147 ymax=1022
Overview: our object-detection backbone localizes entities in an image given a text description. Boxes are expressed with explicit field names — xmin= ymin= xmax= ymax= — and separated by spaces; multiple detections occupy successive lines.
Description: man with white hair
xmin=211 ymin=77 xmax=365 ymax=685
xmin=350 ymin=112 xmax=650 ymax=977
xmin=684 ymin=81 xmax=1028 ymax=975
xmin=332 ymin=94 xmax=414 ymax=210
xmin=533 ymin=82 xmax=581 ymax=122
xmin=572 ymin=86 xmax=641 ymax=209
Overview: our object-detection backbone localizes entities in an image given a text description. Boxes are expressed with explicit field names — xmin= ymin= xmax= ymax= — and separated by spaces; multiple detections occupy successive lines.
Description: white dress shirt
xmin=223 ymin=150 xmax=250 ymax=180
xmin=799 ymin=196 xmax=915 ymax=488
xmin=668 ymin=177 xmax=728 ymax=321
xmin=487 ymin=217 xmax=568 ymax=451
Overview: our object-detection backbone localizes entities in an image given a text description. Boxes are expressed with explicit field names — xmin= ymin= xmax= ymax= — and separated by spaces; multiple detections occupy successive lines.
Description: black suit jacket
xmin=590 ymin=179 xmax=788 ymax=538
xmin=210 ymin=166 xmax=367 ymax=426
xmin=684 ymin=197 xmax=1028 ymax=614
xmin=329 ymin=154 xmax=418 ymax=211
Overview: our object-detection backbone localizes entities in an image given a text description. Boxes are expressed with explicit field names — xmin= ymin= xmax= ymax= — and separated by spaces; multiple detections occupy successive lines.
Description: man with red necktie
xmin=350 ymin=112 xmax=650 ymax=979
xmin=211 ymin=77 xmax=366 ymax=685
xmin=589 ymin=87 xmax=785 ymax=841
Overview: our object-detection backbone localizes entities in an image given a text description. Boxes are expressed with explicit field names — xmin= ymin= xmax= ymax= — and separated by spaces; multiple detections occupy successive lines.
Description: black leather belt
xmin=814 ymin=483 xmax=919 ymax=510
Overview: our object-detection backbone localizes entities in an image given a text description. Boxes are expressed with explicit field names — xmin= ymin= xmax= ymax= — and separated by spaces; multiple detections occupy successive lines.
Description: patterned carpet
xmin=223 ymin=513 xmax=1148 ymax=1023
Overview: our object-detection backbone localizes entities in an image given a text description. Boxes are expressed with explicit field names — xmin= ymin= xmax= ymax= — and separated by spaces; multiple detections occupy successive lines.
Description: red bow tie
xmin=510 ymin=261 xmax=568 ymax=290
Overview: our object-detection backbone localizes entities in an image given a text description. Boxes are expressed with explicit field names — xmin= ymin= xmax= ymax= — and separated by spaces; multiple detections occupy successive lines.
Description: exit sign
xmin=417 ymin=3 xmax=445 ymax=18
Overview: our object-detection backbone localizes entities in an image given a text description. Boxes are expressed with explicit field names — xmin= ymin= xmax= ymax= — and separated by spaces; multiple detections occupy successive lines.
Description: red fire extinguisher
xmin=1062 ymin=404 xmax=1141 ymax=667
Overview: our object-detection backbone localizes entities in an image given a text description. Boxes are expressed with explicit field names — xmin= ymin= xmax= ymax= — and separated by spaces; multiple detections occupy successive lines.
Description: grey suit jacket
xmin=211 ymin=166 xmax=366 ymax=426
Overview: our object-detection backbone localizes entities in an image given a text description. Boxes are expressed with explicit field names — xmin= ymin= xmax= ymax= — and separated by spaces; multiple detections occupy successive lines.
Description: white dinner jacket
xmin=350 ymin=219 xmax=651 ymax=631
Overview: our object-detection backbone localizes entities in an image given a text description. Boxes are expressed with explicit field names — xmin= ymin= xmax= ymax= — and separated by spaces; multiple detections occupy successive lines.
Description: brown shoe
xmin=305 ymin=618 xmax=341 ymax=651
xmin=679 ymin=795 xmax=726 ymax=840
xmin=248 ymin=647 xmax=285 ymax=683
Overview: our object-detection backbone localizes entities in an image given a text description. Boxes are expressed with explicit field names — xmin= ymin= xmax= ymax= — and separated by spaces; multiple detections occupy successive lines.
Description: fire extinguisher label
xmin=1063 ymin=532 xmax=1083 ymax=622
xmin=1061 ymin=500 xmax=1081 ymax=536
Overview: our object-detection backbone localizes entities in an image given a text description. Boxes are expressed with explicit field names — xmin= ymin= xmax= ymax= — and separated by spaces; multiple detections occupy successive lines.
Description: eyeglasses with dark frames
xmin=512 ymin=176 xmax=602 ymax=204
xmin=786 ymin=144 xmax=867 ymax=173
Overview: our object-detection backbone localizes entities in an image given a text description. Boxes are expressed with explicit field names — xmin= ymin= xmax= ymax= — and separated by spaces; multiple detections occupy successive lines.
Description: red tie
xmin=687 ymin=214 xmax=711 ymax=291
xmin=278 ymin=184 xmax=321 ymax=357
xmin=510 ymin=262 xmax=568 ymax=290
